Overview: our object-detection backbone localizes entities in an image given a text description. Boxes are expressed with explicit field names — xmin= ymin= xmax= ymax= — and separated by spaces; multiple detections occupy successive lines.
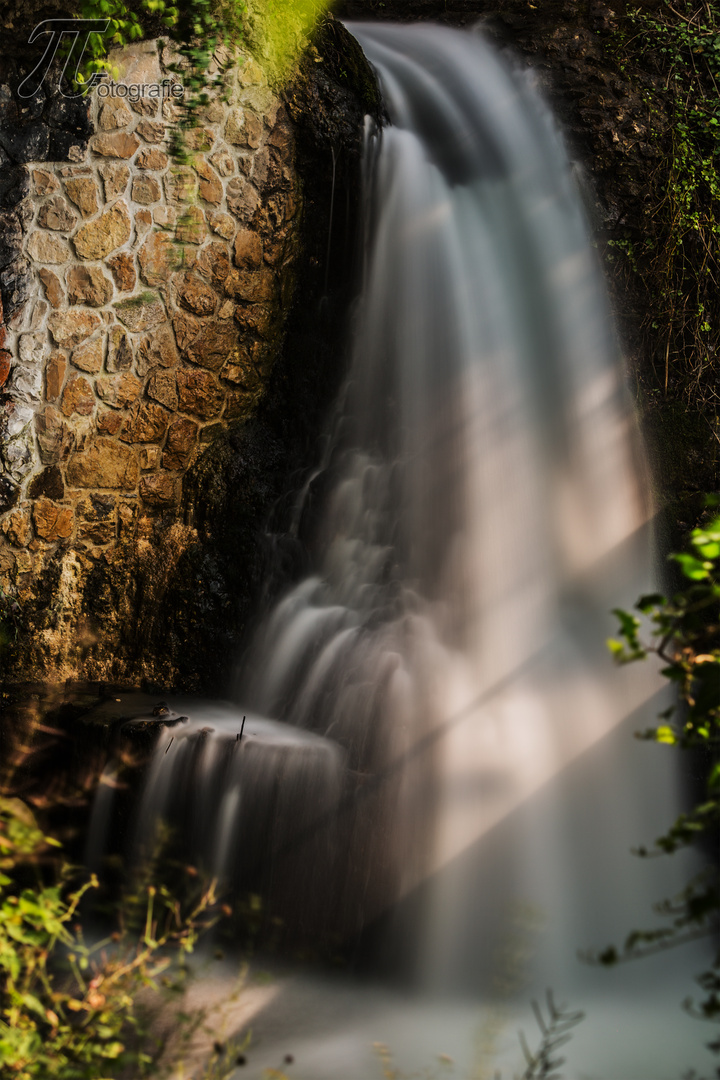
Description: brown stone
xmin=66 ymin=265 xmax=114 ymax=307
xmin=61 ymin=374 xmax=95 ymax=417
xmin=140 ymin=472 xmax=179 ymax=506
xmin=164 ymin=167 xmax=198 ymax=204
xmin=120 ymin=400 xmax=170 ymax=444
xmin=186 ymin=322 xmax=239 ymax=373
xmin=139 ymin=445 xmax=161 ymax=470
xmin=28 ymin=464 xmax=64 ymax=501
xmin=209 ymin=148 xmax=234 ymax=177
xmin=176 ymin=206 xmax=206 ymax=245
xmin=97 ymin=409 xmax=122 ymax=435
xmin=162 ymin=416 xmax=198 ymax=469
xmin=206 ymin=211 xmax=236 ymax=240
xmin=96 ymin=371 xmax=142 ymax=408
xmin=71 ymin=336 xmax=103 ymax=374
xmin=131 ymin=96 xmax=159 ymax=117
xmin=136 ymin=322 xmax=178 ymax=376
xmin=32 ymin=499 xmax=73 ymax=541
xmin=131 ymin=174 xmax=162 ymax=205
xmin=27 ymin=232 xmax=70 ymax=264
xmin=106 ymin=325 xmax=133 ymax=372
xmin=107 ymin=251 xmax=136 ymax=292
xmin=136 ymin=209 xmax=153 ymax=235
xmin=138 ymin=230 xmax=177 ymax=286
xmin=172 ymin=312 xmax=200 ymax=352
xmin=174 ymin=272 xmax=216 ymax=316
xmin=46 ymin=352 xmax=67 ymax=399
xmin=91 ymin=131 xmax=141 ymax=159
xmin=176 ymin=367 xmax=224 ymax=419
xmin=38 ymin=268 xmax=64 ymax=308
xmin=113 ymin=293 xmax=166 ymax=332
xmin=64 ymin=177 xmax=99 ymax=219
xmin=2 ymin=508 xmax=32 ymax=547
xmin=0 ymin=351 xmax=11 ymax=388
xmin=38 ymin=196 xmax=77 ymax=231
xmin=136 ymin=146 xmax=169 ymax=170
xmin=183 ymin=127 xmax=214 ymax=152
xmin=32 ymin=169 xmax=59 ymax=196
xmin=224 ymin=388 xmax=256 ymax=420
xmin=197 ymin=241 xmax=231 ymax=286
xmin=98 ymin=99 xmax=134 ymax=131
xmin=49 ymin=309 xmax=102 ymax=347
xmin=233 ymin=228 xmax=263 ymax=269
xmin=98 ymin=163 xmax=130 ymax=200
xmin=224 ymin=267 xmax=275 ymax=304
xmin=153 ymin=205 xmax=176 ymax=229
xmin=195 ymin=158 xmax=223 ymax=205
xmin=77 ymin=493 xmax=116 ymax=544
xmin=136 ymin=119 xmax=166 ymax=143
xmin=74 ymin=201 xmax=132 ymax=260
xmin=35 ymin=407 xmax=74 ymax=464
xmin=66 ymin=437 xmax=139 ymax=490
xmin=147 ymin=368 xmax=178 ymax=410
xmin=226 ymin=177 xmax=260 ymax=223
xmin=225 ymin=108 xmax=263 ymax=149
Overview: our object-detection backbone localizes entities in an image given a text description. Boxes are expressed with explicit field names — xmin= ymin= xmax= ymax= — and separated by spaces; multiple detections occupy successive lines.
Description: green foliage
xmin=600 ymin=501 xmax=720 ymax=1060
xmin=605 ymin=2 xmax=720 ymax=405
xmin=0 ymin=795 xmax=221 ymax=1079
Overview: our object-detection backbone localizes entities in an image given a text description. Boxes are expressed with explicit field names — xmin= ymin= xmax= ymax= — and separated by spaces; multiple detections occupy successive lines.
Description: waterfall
xmin=96 ymin=23 xmax=701 ymax=1013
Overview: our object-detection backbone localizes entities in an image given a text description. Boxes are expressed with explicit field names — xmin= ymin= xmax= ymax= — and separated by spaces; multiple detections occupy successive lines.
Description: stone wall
xmin=0 ymin=38 xmax=303 ymax=682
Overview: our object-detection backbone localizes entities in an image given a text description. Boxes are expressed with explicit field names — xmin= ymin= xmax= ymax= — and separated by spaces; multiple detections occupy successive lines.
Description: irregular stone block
xmin=172 ymin=312 xmax=199 ymax=352
xmin=49 ymin=309 xmax=102 ymax=347
xmin=136 ymin=322 xmax=178 ymax=376
xmin=0 ymin=475 xmax=19 ymax=513
xmin=106 ymin=325 xmax=134 ymax=372
xmin=91 ymin=131 xmax=141 ymax=159
xmin=27 ymin=232 xmax=70 ymax=264
xmin=46 ymin=353 xmax=67 ymax=399
xmin=120 ymin=400 xmax=170 ymax=444
xmin=35 ymin=407 xmax=74 ymax=464
xmin=32 ymin=499 xmax=73 ymax=541
xmin=147 ymin=368 xmax=178 ymax=410
xmin=74 ymin=200 xmax=132 ymax=260
xmin=28 ymin=465 xmax=64 ymax=500
xmin=131 ymin=174 xmax=162 ymax=205
xmin=9 ymin=360 xmax=43 ymax=403
xmin=66 ymin=436 xmax=139 ymax=490
xmin=107 ymin=251 xmax=136 ymax=292
xmin=140 ymin=472 xmax=179 ymax=506
xmin=176 ymin=206 xmax=206 ymax=245
xmin=225 ymin=108 xmax=263 ymax=149
xmin=136 ymin=147 xmax=169 ymax=170
xmin=175 ymin=272 xmax=216 ymax=316
xmin=19 ymin=332 xmax=47 ymax=366
xmin=209 ymin=148 xmax=234 ymax=177
xmin=138 ymin=230 xmax=177 ymax=286
xmin=226 ymin=177 xmax=259 ymax=222
xmin=77 ymin=493 xmax=116 ymax=543
xmin=96 ymin=371 xmax=142 ymax=408
xmin=64 ymin=177 xmax=99 ymax=218
xmin=139 ymin=445 xmax=161 ymax=470
xmin=37 ymin=196 xmax=77 ymax=231
xmin=233 ymin=228 xmax=263 ymax=269
xmin=114 ymin=293 xmax=165 ymax=332
xmin=224 ymin=266 xmax=275 ymax=303
xmin=71 ymin=336 xmax=104 ymax=374
xmin=97 ymin=409 xmax=123 ymax=435
xmin=66 ymin=265 xmax=114 ymax=307
xmin=38 ymin=267 xmax=64 ymax=307
xmin=61 ymin=374 xmax=95 ymax=417
xmin=176 ymin=367 xmax=224 ymax=419
xmin=32 ymin=169 xmax=59 ymax=196
xmin=197 ymin=241 xmax=231 ymax=285
xmin=99 ymin=99 xmax=134 ymax=131
xmin=136 ymin=119 xmax=166 ymax=143
xmin=2 ymin=507 xmax=31 ymax=547
xmin=162 ymin=416 xmax=198 ymax=469
xmin=206 ymin=211 xmax=236 ymax=240
xmin=98 ymin=162 xmax=130 ymax=200
xmin=164 ymin=167 xmax=198 ymax=204
xmin=186 ymin=322 xmax=240 ymax=373
xmin=195 ymin=158 xmax=222 ymax=205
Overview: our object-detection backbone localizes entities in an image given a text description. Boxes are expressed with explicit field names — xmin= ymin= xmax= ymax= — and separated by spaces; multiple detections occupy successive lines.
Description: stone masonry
xmin=0 ymin=37 xmax=301 ymax=678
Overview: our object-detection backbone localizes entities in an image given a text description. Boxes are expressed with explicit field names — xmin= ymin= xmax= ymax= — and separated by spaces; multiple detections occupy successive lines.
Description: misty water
xmin=87 ymin=22 xmax=713 ymax=1079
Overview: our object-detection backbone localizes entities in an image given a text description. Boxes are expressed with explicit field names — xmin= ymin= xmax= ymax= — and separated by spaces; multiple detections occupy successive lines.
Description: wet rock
xmin=28 ymin=465 xmax=64 ymax=501
xmin=176 ymin=367 xmax=224 ymax=419
xmin=0 ymin=122 xmax=50 ymax=163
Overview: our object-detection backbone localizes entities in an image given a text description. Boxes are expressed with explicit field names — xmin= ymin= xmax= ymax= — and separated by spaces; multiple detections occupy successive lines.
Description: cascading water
xmin=88 ymin=23 xmax=709 ymax=1073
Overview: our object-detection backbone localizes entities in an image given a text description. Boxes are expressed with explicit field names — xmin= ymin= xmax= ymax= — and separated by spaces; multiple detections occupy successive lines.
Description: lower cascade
xmin=90 ymin=22 xmax=698 ymax=1010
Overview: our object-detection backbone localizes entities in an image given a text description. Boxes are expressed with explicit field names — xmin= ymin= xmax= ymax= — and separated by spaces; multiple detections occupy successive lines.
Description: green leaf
xmin=671 ymin=553 xmax=710 ymax=581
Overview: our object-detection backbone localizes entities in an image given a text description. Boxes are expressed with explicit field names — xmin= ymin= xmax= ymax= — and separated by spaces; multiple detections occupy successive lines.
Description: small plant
xmin=594 ymin=498 xmax=720 ymax=1068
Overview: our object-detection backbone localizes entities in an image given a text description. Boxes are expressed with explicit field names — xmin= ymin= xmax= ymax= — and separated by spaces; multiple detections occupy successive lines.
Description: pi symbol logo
xmin=17 ymin=19 xmax=110 ymax=100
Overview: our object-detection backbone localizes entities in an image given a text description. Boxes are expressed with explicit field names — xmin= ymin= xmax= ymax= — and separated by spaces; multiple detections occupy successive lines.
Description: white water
xmin=88 ymin=23 xmax=712 ymax=1074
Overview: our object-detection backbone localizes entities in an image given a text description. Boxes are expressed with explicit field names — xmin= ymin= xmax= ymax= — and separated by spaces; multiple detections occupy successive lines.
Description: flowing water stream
xmin=88 ymin=23 xmax=710 ymax=1076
